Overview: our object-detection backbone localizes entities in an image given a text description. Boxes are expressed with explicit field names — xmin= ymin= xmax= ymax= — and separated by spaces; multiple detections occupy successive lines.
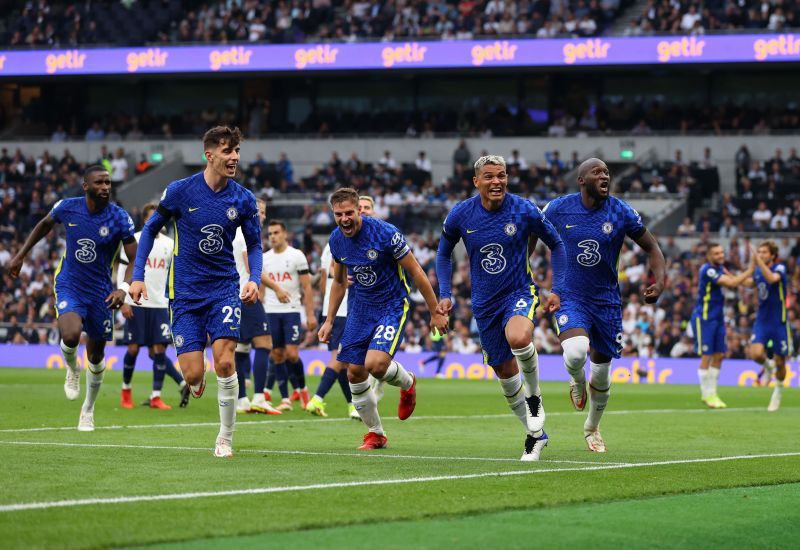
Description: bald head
xmin=578 ymin=157 xmax=606 ymax=179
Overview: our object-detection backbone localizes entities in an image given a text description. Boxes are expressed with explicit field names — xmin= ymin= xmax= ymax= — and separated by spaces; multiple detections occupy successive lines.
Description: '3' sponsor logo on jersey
xmin=479 ymin=243 xmax=506 ymax=275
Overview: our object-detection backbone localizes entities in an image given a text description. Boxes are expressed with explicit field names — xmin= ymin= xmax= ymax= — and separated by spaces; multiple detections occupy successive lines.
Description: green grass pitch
xmin=0 ymin=367 xmax=799 ymax=548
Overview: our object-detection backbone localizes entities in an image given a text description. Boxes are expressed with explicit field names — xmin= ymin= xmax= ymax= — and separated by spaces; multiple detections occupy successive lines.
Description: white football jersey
xmin=263 ymin=246 xmax=309 ymax=313
xmin=231 ymin=228 xmax=249 ymax=292
xmin=117 ymin=231 xmax=173 ymax=308
xmin=321 ymin=242 xmax=347 ymax=317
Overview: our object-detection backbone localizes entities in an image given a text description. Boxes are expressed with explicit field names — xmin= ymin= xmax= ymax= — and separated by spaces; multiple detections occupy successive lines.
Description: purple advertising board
xmin=0 ymin=34 xmax=798 ymax=77
xmin=1 ymin=344 xmax=797 ymax=388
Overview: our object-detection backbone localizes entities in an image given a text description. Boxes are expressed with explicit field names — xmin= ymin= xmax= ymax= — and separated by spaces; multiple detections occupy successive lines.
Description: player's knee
xmin=507 ymin=333 xmax=533 ymax=351
xmin=61 ymin=333 xmax=80 ymax=348
xmin=271 ymin=349 xmax=285 ymax=362
xmin=562 ymin=336 xmax=589 ymax=372
xmin=286 ymin=350 xmax=299 ymax=363
xmin=365 ymin=361 xmax=388 ymax=379
xmin=87 ymin=353 xmax=105 ymax=369
xmin=215 ymin=358 xmax=235 ymax=377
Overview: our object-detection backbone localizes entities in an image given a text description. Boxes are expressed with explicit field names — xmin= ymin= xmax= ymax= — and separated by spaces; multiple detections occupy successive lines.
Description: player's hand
xmin=120 ymin=304 xmax=134 ymax=319
xmin=545 ymin=293 xmax=561 ymax=313
xmin=436 ymin=298 xmax=453 ymax=316
xmin=105 ymin=289 xmax=127 ymax=310
xmin=276 ymin=287 xmax=291 ymax=303
xmin=306 ymin=316 xmax=319 ymax=332
xmin=430 ymin=311 xmax=449 ymax=337
xmin=643 ymin=283 xmax=663 ymax=304
xmin=318 ymin=319 xmax=333 ymax=343
xmin=7 ymin=254 xmax=23 ymax=278
xmin=129 ymin=281 xmax=147 ymax=305
xmin=241 ymin=281 xmax=259 ymax=305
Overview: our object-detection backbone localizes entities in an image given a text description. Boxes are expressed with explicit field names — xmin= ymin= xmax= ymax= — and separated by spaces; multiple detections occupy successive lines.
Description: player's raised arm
xmin=435 ymin=215 xmax=461 ymax=315
xmin=318 ymin=260 xmax=347 ymax=343
xmin=753 ymin=245 xmax=781 ymax=284
xmin=633 ymin=230 xmax=666 ymax=304
xmin=240 ymin=200 xmax=262 ymax=305
xmin=8 ymin=213 xmax=57 ymax=278
xmin=716 ymin=251 xmax=755 ymax=288
xmin=399 ymin=251 xmax=449 ymax=335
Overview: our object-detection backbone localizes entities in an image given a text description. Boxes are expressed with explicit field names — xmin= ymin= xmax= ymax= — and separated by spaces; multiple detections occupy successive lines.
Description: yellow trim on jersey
xmin=53 ymin=255 xmax=64 ymax=318
xmin=527 ymin=285 xmax=539 ymax=320
xmin=778 ymin=280 xmax=786 ymax=323
xmin=397 ymin=264 xmax=411 ymax=293
xmin=110 ymin=241 xmax=122 ymax=270
xmin=168 ymin=219 xmax=179 ymax=300
xmin=702 ymin=282 xmax=711 ymax=320
xmin=389 ymin=298 xmax=410 ymax=355
xmin=786 ymin=322 xmax=793 ymax=356
xmin=695 ymin=317 xmax=702 ymax=351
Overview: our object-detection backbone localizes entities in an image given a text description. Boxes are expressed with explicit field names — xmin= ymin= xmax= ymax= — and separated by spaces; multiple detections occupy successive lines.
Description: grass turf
xmin=0 ymin=367 xmax=798 ymax=548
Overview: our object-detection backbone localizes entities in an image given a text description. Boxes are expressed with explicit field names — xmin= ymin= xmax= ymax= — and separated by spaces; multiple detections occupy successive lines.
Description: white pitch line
xmin=0 ymin=406 xmax=778 ymax=434
xmin=1 ymin=440 xmax=623 ymax=466
xmin=1 ymin=451 xmax=799 ymax=513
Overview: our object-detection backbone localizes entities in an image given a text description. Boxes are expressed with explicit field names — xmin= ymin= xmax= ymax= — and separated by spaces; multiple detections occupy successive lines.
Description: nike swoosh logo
xmin=376 ymin=341 xmax=387 ymax=345
xmin=68 ymin=223 xmax=77 ymax=227
xmin=566 ymin=224 xmax=577 ymax=229
xmin=229 ymin=326 xmax=239 ymax=330
xmin=189 ymin=207 xmax=200 ymax=212
xmin=466 ymin=229 xmax=478 ymax=234
xmin=340 ymin=257 xmax=347 ymax=261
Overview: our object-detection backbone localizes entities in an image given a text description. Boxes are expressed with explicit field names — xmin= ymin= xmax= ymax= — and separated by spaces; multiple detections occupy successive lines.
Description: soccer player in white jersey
xmin=262 ymin=220 xmax=317 ymax=411
xmin=231 ymin=198 xmax=281 ymax=415
xmin=117 ymin=203 xmax=188 ymax=410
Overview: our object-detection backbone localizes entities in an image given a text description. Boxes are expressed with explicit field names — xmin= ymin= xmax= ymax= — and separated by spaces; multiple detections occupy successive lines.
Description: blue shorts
xmin=267 ymin=312 xmax=302 ymax=349
xmin=240 ymin=302 xmax=270 ymax=342
xmin=752 ymin=320 xmax=793 ymax=356
xmin=170 ymin=291 xmax=242 ymax=355
xmin=327 ymin=316 xmax=347 ymax=352
xmin=691 ymin=313 xmax=727 ymax=356
xmin=475 ymin=288 xmax=538 ymax=367
xmin=55 ymin=285 xmax=113 ymax=341
xmin=123 ymin=307 xmax=171 ymax=346
xmin=555 ymin=299 xmax=623 ymax=359
xmin=338 ymin=299 xmax=410 ymax=366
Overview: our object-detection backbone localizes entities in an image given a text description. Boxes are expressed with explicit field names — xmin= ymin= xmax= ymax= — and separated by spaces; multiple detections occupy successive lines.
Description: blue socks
xmin=123 ymin=352 xmax=136 ymax=386
xmin=316 ymin=367 xmax=338 ymax=399
xmin=235 ymin=351 xmax=250 ymax=399
xmin=337 ymin=368 xmax=352 ymax=402
xmin=152 ymin=353 xmax=167 ymax=391
xmin=253 ymin=348 xmax=269 ymax=396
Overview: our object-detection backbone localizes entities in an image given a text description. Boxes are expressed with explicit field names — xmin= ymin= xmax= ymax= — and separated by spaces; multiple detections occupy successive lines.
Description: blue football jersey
xmin=51 ymin=197 xmax=135 ymax=299
xmin=693 ymin=263 xmax=725 ymax=321
xmin=543 ymin=193 xmax=645 ymax=307
xmin=754 ymin=263 xmax=788 ymax=325
xmin=156 ymin=172 xmax=260 ymax=301
xmin=328 ymin=216 xmax=410 ymax=307
xmin=441 ymin=193 xmax=563 ymax=319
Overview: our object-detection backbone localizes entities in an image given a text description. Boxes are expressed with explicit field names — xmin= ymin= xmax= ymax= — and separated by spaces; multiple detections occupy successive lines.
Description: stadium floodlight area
xmin=0 ymin=34 xmax=798 ymax=77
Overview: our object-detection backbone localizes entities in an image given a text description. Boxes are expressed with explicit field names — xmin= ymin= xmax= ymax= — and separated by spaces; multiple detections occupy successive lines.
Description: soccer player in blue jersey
xmin=542 ymin=158 xmax=666 ymax=452
xmin=9 ymin=166 xmax=137 ymax=431
xmin=742 ymin=240 xmax=791 ymax=411
xmin=436 ymin=155 xmax=566 ymax=461
xmin=690 ymin=242 xmax=753 ymax=409
xmin=129 ymin=126 xmax=263 ymax=458
xmin=318 ymin=187 xmax=448 ymax=450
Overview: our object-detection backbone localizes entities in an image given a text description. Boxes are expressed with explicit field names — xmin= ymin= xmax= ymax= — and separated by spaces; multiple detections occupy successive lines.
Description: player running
xmin=319 ymin=187 xmax=448 ymax=450
xmin=542 ymin=158 xmax=666 ymax=452
xmin=743 ymin=240 xmax=792 ymax=411
xmin=232 ymin=198 xmax=281 ymax=415
xmin=129 ymin=126 xmax=262 ymax=458
xmin=690 ymin=242 xmax=754 ymax=409
xmin=117 ymin=203 xmax=189 ymax=410
xmin=9 ymin=165 xmax=137 ymax=431
xmin=261 ymin=220 xmax=317 ymax=411
xmin=436 ymin=155 xmax=566 ymax=461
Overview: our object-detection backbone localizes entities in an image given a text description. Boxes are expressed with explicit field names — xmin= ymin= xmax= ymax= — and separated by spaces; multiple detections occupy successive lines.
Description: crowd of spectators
xmin=625 ymin=0 xmax=800 ymax=36
xmin=1 ymin=144 xmax=799 ymax=365
xmin=3 ymin=0 xmax=629 ymax=48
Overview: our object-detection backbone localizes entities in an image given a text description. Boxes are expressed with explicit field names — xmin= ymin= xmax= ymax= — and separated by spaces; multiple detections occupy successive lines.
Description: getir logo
xmin=471 ymin=41 xmax=518 ymax=66
xmin=381 ymin=43 xmax=427 ymax=68
xmin=294 ymin=45 xmax=339 ymax=69
xmin=127 ymin=48 xmax=168 ymax=72
xmin=754 ymin=34 xmax=800 ymax=61
xmin=562 ymin=39 xmax=610 ymax=64
xmin=656 ymin=37 xmax=705 ymax=63
xmin=45 ymin=50 xmax=86 ymax=74
xmin=209 ymin=47 xmax=252 ymax=71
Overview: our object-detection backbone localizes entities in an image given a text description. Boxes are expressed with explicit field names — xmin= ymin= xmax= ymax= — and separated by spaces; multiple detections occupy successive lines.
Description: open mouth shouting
xmin=488 ymin=184 xmax=505 ymax=200
xmin=225 ymin=160 xmax=238 ymax=176
xmin=339 ymin=218 xmax=356 ymax=237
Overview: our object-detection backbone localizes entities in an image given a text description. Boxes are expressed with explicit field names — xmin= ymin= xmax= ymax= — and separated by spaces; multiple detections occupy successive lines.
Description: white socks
xmin=512 ymin=343 xmax=540 ymax=398
xmin=698 ymin=368 xmax=710 ymax=399
xmin=350 ymin=380 xmax=383 ymax=435
xmin=381 ymin=360 xmax=413 ymax=390
xmin=82 ymin=359 xmax=106 ymax=412
xmin=60 ymin=340 xmax=78 ymax=372
xmin=498 ymin=374 xmax=533 ymax=434
xmin=585 ymin=361 xmax=611 ymax=433
xmin=217 ymin=374 xmax=238 ymax=441
xmin=708 ymin=366 xmax=720 ymax=396
xmin=562 ymin=336 xmax=589 ymax=383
